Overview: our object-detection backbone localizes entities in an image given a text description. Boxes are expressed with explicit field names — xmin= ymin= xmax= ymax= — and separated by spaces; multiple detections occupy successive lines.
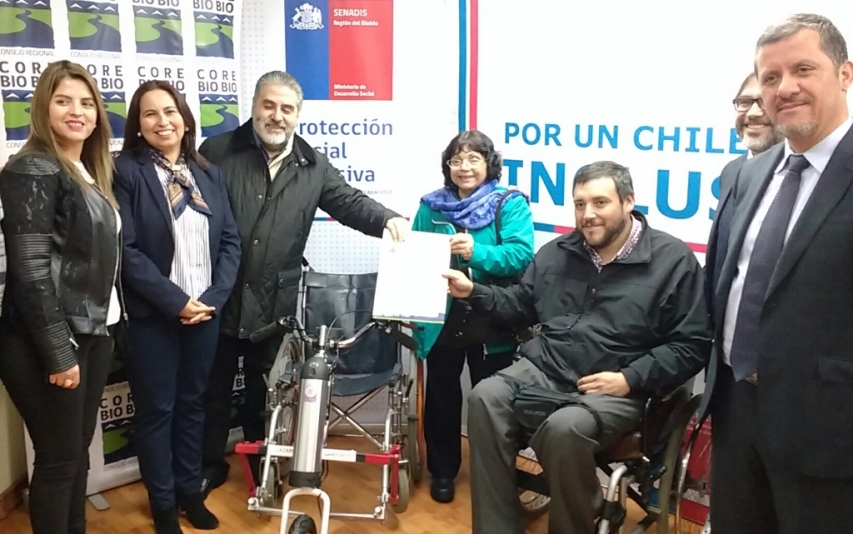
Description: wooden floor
xmin=0 ymin=436 xmax=705 ymax=533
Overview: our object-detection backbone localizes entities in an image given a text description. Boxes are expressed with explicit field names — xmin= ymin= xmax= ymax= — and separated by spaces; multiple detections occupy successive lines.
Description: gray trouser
xmin=468 ymin=357 xmax=644 ymax=534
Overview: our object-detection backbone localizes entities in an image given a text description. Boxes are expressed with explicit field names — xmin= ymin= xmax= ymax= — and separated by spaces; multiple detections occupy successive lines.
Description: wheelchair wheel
xmin=517 ymin=449 xmax=550 ymax=519
xmin=392 ymin=467 xmax=411 ymax=513
xmin=414 ymin=359 xmax=426 ymax=481
xmin=404 ymin=367 xmax=423 ymax=482
xmin=403 ymin=416 xmax=422 ymax=482
xmin=655 ymin=394 xmax=703 ymax=534
xmin=287 ymin=514 xmax=317 ymax=534
xmin=265 ymin=334 xmax=304 ymax=479
xmin=402 ymin=355 xmax=423 ymax=483
xmin=672 ymin=413 xmax=712 ymax=533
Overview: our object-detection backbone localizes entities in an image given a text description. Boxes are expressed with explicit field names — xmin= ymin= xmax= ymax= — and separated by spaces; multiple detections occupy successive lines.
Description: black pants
xmin=0 ymin=321 xmax=113 ymax=534
xmin=124 ymin=314 xmax=220 ymax=511
xmin=424 ymin=342 xmax=514 ymax=479
xmin=202 ymin=333 xmax=281 ymax=485
xmin=710 ymin=364 xmax=853 ymax=534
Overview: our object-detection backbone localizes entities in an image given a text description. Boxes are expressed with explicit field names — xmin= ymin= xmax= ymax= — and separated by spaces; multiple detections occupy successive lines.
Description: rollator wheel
xmin=391 ymin=468 xmax=410 ymax=513
xmin=260 ymin=460 xmax=281 ymax=507
xmin=287 ymin=514 xmax=317 ymax=534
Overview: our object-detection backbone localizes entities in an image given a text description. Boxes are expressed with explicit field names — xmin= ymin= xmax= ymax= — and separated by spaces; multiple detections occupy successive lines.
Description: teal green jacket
xmin=410 ymin=188 xmax=535 ymax=359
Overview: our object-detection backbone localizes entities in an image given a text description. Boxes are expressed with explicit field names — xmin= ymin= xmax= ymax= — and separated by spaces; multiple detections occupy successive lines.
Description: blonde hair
xmin=17 ymin=60 xmax=117 ymax=207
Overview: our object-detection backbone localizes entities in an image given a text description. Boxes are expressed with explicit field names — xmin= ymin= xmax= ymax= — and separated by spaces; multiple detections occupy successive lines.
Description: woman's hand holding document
xmin=373 ymin=230 xmax=452 ymax=323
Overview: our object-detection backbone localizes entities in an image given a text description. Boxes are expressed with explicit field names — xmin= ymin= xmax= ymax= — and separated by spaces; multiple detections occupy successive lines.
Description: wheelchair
xmin=516 ymin=379 xmax=711 ymax=534
xmin=234 ymin=269 xmax=424 ymax=534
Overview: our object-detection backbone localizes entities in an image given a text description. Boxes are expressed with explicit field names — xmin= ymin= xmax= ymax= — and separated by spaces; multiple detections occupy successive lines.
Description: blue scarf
xmin=421 ymin=180 xmax=521 ymax=230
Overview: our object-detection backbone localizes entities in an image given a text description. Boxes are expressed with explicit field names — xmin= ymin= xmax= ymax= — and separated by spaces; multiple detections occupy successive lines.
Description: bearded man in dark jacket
xmin=445 ymin=161 xmax=712 ymax=534
xmin=198 ymin=71 xmax=408 ymax=493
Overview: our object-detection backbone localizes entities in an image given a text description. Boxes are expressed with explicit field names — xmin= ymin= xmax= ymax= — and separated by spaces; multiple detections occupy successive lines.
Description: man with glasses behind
xmin=704 ymin=73 xmax=783 ymax=313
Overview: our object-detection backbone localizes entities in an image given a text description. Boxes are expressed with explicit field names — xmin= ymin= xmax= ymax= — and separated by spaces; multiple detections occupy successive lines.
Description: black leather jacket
xmin=0 ymin=152 xmax=120 ymax=374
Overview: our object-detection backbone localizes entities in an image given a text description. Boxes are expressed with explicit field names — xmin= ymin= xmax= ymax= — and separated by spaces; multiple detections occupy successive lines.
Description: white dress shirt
xmin=722 ymin=117 xmax=853 ymax=365
xmin=154 ymin=164 xmax=213 ymax=301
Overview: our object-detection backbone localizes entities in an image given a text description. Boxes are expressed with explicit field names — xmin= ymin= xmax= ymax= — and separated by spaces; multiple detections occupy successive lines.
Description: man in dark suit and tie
xmin=705 ymin=73 xmax=783 ymax=308
xmin=701 ymin=13 xmax=853 ymax=533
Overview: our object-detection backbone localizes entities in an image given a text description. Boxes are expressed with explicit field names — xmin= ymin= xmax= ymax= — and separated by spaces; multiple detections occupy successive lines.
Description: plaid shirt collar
xmin=584 ymin=215 xmax=643 ymax=272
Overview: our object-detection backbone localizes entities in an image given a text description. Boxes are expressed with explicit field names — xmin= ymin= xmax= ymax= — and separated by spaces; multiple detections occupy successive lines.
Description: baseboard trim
xmin=0 ymin=475 xmax=27 ymax=520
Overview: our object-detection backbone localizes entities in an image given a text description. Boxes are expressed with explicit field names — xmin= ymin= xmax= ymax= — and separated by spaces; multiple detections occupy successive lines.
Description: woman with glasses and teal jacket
xmin=411 ymin=129 xmax=535 ymax=504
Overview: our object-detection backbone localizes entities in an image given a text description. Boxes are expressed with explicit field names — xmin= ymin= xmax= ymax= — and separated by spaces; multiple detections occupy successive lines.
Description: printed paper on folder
xmin=373 ymin=231 xmax=450 ymax=323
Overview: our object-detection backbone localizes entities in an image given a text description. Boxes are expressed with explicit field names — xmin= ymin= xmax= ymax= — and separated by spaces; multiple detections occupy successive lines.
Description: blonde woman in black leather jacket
xmin=0 ymin=60 xmax=120 ymax=534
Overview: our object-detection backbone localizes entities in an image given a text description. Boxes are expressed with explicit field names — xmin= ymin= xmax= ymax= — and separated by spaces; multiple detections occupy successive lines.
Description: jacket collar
xmin=557 ymin=209 xmax=652 ymax=265
xmin=234 ymin=119 xmax=316 ymax=166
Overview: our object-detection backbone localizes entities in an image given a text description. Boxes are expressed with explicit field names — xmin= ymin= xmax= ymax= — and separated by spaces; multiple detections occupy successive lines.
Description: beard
xmin=773 ymin=97 xmax=817 ymax=141
xmin=253 ymin=116 xmax=290 ymax=148
xmin=778 ymin=119 xmax=818 ymax=141
xmin=736 ymin=118 xmax=784 ymax=155
xmin=583 ymin=213 xmax=629 ymax=250
xmin=742 ymin=127 xmax=784 ymax=153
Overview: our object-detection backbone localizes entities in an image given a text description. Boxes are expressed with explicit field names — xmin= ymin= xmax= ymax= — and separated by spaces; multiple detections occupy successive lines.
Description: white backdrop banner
xmin=472 ymin=1 xmax=853 ymax=256
xmin=1 ymin=0 xmax=242 ymax=495
xmin=0 ymin=0 xmax=242 ymax=162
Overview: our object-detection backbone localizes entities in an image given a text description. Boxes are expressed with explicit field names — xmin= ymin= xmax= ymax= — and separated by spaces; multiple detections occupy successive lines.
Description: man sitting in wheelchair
xmin=443 ymin=161 xmax=712 ymax=534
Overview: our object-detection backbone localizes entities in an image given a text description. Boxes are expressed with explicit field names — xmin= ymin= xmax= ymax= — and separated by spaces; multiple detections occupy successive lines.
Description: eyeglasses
xmin=447 ymin=157 xmax=484 ymax=168
xmin=733 ymin=96 xmax=765 ymax=112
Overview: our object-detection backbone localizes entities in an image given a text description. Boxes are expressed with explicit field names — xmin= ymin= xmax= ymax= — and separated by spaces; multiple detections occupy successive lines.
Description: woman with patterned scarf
xmin=113 ymin=81 xmax=241 ymax=534
xmin=411 ymin=130 xmax=535 ymax=503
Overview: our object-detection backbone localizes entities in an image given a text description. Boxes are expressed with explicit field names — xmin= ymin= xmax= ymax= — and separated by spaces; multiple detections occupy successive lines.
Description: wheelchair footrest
xmin=599 ymin=500 xmax=627 ymax=529
xmin=517 ymin=469 xmax=549 ymax=496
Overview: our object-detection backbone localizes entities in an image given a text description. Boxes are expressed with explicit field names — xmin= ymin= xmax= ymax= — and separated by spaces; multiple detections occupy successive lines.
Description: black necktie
xmin=729 ymin=154 xmax=810 ymax=381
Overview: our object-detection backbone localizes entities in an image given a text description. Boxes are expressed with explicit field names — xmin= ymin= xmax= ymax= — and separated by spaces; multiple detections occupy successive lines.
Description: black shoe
xmin=200 ymin=467 xmax=228 ymax=500
xmin=152 ymin=507 xmax=183 ymax=534
xmin=178 ymin=493 xmax=220 ymax=530
xmin=430 ymin=477 xmax=455 ymax=503
xmin=200 ymin=476 xmax=226 ymax=500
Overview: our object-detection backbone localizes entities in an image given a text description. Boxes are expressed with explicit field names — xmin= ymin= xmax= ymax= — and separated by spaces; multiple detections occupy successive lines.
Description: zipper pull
xmin=69 ymin=336 xmax=79 ymax=350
